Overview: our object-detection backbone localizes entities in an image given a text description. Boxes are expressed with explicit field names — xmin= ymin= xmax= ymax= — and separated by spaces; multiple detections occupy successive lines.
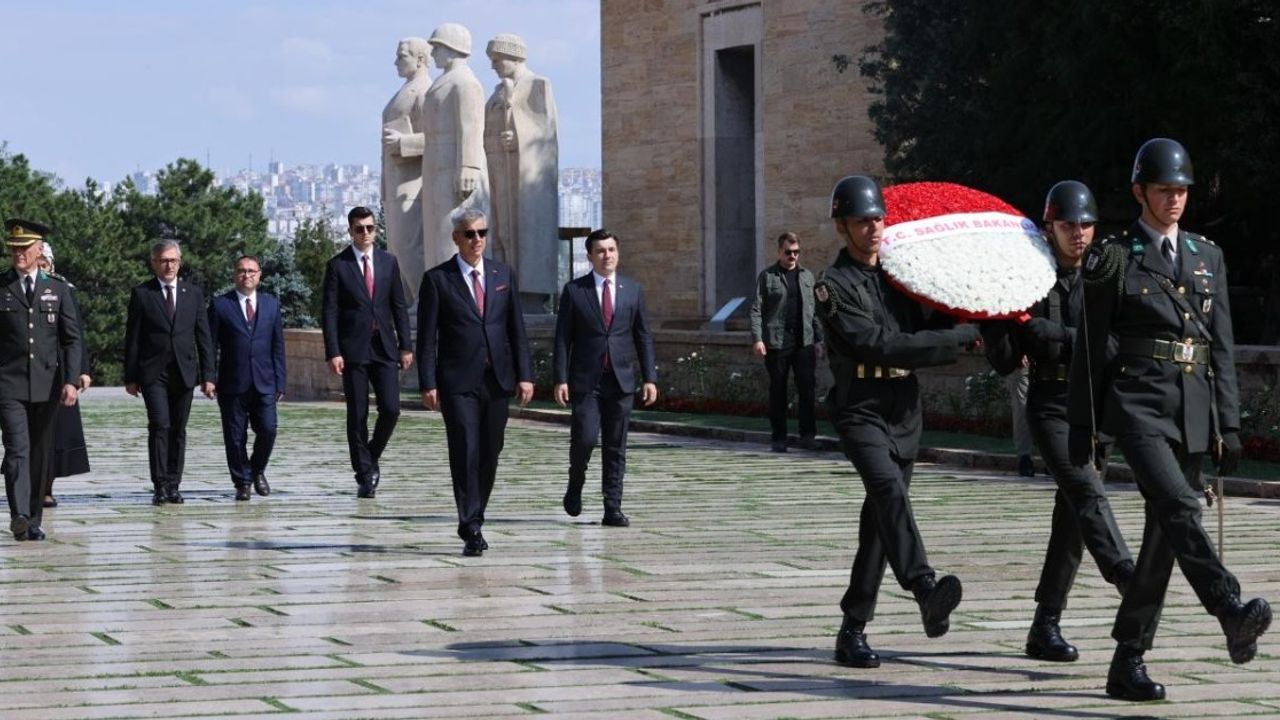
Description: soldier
xmin=982 ymin=181 xmax=1134 ymax=663
xmin=1 ymin=219 xmax=82 ymax=542
xmin=1071 ymin=138 xmax=1271 ymax=701
xmin=817 ymin=176 xmax=979 ymax=668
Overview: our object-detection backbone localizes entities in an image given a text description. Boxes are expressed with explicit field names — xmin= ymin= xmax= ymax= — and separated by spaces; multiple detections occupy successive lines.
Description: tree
xmin=291 ymin=217 xmax=342 ymax=326
xmin=258 ymin=238 xmax=316 ymax=328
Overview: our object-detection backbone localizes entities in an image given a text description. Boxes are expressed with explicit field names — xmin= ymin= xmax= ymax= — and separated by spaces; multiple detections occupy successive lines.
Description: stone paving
xmin=2 ymin=389 xmax=1279 ymax=719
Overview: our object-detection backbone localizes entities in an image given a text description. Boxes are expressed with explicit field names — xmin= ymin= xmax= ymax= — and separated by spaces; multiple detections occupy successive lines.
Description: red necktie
xmin=471 ymin=269 xmax=485 ymax=317
xmin=245 ymin=297 xmax=255 ymax=324
xmin=602 ymin=279 xmax=613 ymax=369
xmin=164 ymin=284 xmax=175 ymax=320
xmin=362 ymin=254 xmax=374 ymax=298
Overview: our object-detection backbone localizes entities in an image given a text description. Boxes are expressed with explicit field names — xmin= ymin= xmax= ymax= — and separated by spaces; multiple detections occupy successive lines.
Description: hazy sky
xmin=0 ymin=0 xmax=601 ymax=186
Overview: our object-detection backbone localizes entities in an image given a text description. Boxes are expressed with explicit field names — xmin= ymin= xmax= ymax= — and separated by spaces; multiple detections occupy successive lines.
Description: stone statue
xmin=420 ymin=23 xmax=489 ymax=267
xmin=381 ymin=37 xmax=431 ymax=302
xmin=484 ymin=33 xmax=560 ymax=303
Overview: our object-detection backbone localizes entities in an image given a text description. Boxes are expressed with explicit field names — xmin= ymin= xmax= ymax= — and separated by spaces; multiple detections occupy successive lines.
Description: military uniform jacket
xmin=1069 ymin=224 xmax=1239 ymax=453
xmin=817 ymin=248 xmax=966 ymax=459
xmin=0 ymin=268 xmax=82 ymax=402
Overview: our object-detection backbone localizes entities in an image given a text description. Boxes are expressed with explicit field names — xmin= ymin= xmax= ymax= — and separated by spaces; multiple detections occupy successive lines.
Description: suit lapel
xmin=7 ymin=272 xmax=30 ymax=308
xmin=344 ymin=246 xmax=371 ymax=306
xmin=580 ymin=275 xmax=605 ymax=329
xmin=227 ymin=292 xmax=251 ymax=336
xmin=447 ymin=258 xmax=482 ymax=320
xmin=151 ymin=278 xmax=175 ymax=330
xmin=484 ymin=263 xmax=504 ymax=321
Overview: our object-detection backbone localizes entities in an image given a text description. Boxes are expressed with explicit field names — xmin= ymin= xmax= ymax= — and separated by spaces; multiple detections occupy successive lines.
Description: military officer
xmin=982 ymin=181 xmax=1134 ymax=663
xmin=1 ymin=219 xmax=82 ymax=542
xmin=818 ymin=176 xmax=979 ymax=668
xmin=1070 ymin=138 xmax=1271 ymax=701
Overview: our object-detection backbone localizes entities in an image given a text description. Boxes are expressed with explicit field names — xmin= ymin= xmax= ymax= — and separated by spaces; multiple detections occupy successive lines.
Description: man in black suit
xmin=322 ymin=206 xmax=413 ymax=498
xmin=124 ymin=239 xmax=215 ymax=505
xmin=553 ymin=229 xmax=657 ymax=527
xmin=417 ymin=208 xmax=533 ymax=556
xmin=209 ymin=255 xmax=287 ymax=501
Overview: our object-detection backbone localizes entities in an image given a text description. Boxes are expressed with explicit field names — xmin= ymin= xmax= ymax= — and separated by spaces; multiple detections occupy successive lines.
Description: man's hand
xmin=328 ymin=356 xmax=344 ymax=376
xmin=79 ymin=374 xmax=92 ymax=391
xmin=61 ymin=384 xmax=78 ymax=407
xmin=275 ymin=391 xmax=285 ymax=402
xmin=125 ymin=382 xmax=139 ymax=397
xmin=421 ymin=389 xmax=439 ymax=411
xmin=515 ymin=381 xmax=534 ymax=407
xmin=752 ymin=341 xmax=767 ymax=358
xmin=201 ymin=382 xmax=216 ymax=399
xmin=554 ymin=383 xmax=570 ymax=407
xmin=1025 ymin=317 xmax=1067 ymax=343
xmin=1214 ymin=431 xmax=1243 ymax=477
xmin=641 ymin=382 xmax=658 ymax=407
xmin=399 ymin=351 xmax=414 ymax=370
xmin=954 ymin=324 xmax=981 ymax=346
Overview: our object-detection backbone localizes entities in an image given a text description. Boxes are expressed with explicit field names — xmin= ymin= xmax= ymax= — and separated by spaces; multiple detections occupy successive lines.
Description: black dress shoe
xmin=770 ymin=441 xmax=788 ymax=453
xmin=563 ymin=482 xmax=583 ymax=517
xmin=165 ymin=482 xmax=184 ymax=504
xmin=253 ymin=472 xmax=271 ymax=497
xmin=602 ymin=512 xmax=630 ymax=527
xmin=1026 ymin=605 xmax=1078 ymax=662
xmin=1017 ymin=454 xmax=1035 ymax=477
xmin=798 ymin=436 xmax=819 ymax=451
xmin=834 ymin=616 xmax=880 ymax=668
xmin=463 ymin=536 xmax=484 ymax=556
xmin=43 ymin=495 xmax=58 ymax=508
xmin=25 ymin=525 xmax=45 ymax=541
xmin=477 ymin=531 xmax=489 ymax=551
xmin=11 ymin=515 xmax=30 ymax=541
xmin=1106 ymin=646 xmax=1165 ymax=701
xmin=1218 ymin=596 xmax=1272 ymax=664
xmin=356 ymin=475 xmax=375 ymax=498
xmin=235 ymin=486 xmax=251 ymax=501
xmin=913 ymin=574 xmax=962 ymax=638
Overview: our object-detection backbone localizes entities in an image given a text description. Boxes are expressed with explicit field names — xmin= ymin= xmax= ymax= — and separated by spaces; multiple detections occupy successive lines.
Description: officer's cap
xmin=4 ymin=218 xmax=51 ymax=249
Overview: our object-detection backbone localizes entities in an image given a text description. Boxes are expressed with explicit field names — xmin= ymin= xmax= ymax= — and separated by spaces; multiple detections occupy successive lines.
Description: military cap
xmin=4 ymin=218 xmax=51 ymax=248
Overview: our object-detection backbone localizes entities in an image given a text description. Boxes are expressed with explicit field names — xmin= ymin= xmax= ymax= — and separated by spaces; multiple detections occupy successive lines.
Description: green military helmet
xmin=1130 ymin=138 xmax=1195 ymax=185
xmin=830 ymin=175 xmax=885 ymax=219
xmin=1042 ymin=180 xmax=1098 ymax=223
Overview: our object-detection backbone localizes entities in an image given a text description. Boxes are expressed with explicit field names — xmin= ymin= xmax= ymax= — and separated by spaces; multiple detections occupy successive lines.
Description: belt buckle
xmin=1172 ymin=341 xmax=1196 ymax=363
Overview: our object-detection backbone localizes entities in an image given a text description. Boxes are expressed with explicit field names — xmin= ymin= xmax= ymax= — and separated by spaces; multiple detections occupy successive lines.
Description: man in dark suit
xmin=321 ymin=206 xmax=413 ymax=498
xmin=124 ymin=239 xmax=215 ymax=505
xmin=2 ymin=219 xmax=82 ymax=541
xmin=417 ymin=208 xmax=533 ymax=556
xmin=553 ymin=228 xmax=657 ymax=527
xmin=209 ymin=255 xmax=287 ymax=501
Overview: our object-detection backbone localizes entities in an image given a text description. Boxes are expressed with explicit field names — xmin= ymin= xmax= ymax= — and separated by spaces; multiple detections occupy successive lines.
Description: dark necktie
xmin=245 ymin=297 xmax=255 ymax=325
xmin=362 ymin=254 xmax=374 ymax=298
xmin=602 ymin=279 xmax=614 ymax=369
xmin=24 ymin=276 xmax=34 ymax=304
xmin=1162 ymin=237 xmax=1179 ymax=280
xmin=471 ymin=270 xmax=485 ymax=317
xmin=164 ymin=284 xmax=175 ymax=320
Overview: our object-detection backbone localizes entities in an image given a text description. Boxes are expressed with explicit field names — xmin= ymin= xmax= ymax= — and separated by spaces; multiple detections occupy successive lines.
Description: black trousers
xmin=764 ymin=344 xmax=817 ymax=442
xmin=568 ymin=370 xmax=634 ymax=513
xmin=839 ymin=443 xmax=933 ymax=622
xmin=217 ymin=391 xmax=278 ymax=487
xmin=440 ymin=369 xmax=509 ymax=539
xmin=1112 ymin=433 xmax=1240 ymax=651
xmin=1 ymin=385 xmax=57 ymax=526
xmin=1030 ymin=409 xmax=1130 ymax=609
xmin=341 ymin=357 xmax=400 ymax=480
xmin=140 ymin=363 xmax=194 ymax=488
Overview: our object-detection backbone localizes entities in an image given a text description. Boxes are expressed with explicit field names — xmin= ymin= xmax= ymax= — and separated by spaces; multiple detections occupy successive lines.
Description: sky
xmin=0 ymin=0 xmax=601 ymax=187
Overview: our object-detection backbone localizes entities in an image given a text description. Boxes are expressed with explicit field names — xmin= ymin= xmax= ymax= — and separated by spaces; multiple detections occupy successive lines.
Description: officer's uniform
xmin=0 ymin=219 xmax=83 ymax=541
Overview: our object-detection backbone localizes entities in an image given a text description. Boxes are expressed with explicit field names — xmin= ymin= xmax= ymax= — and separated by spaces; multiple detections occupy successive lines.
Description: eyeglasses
xmin=235 ymin=269 xmax=260 ymax=276
xmin=783 ymin=249 xmax=801 ymax=257
xmin=154 ymin=257 xmax=181 ymax=265
xmin=462 ymin=228 xmax=489 ymax=239
xmin=352 ymin=224 xmax=377 ymax=234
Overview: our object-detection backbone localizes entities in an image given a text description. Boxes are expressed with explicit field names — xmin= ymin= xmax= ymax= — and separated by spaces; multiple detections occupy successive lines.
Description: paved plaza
xmin=2 ymin=390 xmax=1279 ymax=719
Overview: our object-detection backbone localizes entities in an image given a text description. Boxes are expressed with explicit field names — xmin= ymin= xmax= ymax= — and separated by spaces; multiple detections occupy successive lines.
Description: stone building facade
xmin=601 ymin=0 xmax=885 ymax=323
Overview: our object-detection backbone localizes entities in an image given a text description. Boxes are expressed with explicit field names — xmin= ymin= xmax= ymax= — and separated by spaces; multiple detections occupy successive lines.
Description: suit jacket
xmin=123 ymin=277 xmax=213 ymax=389
xmin=208 ymin=290 xmax=287 ymax=396
xmin=417 ymin=256 xmax=532 ymax=394
xmin=0 ymin=269 xmax=82 ymax=402
xmin=321 ymin=246 xmax=412 ymax=364
xmin=553 ymin=273 xmax=656 ymax=394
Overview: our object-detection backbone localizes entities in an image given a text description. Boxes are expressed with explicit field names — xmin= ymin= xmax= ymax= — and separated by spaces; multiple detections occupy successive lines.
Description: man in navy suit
xmin=553 ymin=229 xmax=657 ymax=527
xmin=322 ymin=206 xmax=414 ymax=498
xmin=209 ymin=255 xmax=287 ymax=501
xmin=417 ymin=208 xmax=533 ymax=556
xmin=124 ymin=239 xmax=215 ymax=505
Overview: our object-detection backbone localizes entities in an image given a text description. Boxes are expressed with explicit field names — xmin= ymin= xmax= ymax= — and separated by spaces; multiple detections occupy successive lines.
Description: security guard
xmin=983 ymin=181 xmax=1134 ymax=663
xmin=1 ymin=219 xmax=82 ymax=542
xmin=1070 ymin=139 xmax=1271 ymax=701
xmin=818 ymin=176 xmax=979 ymax=668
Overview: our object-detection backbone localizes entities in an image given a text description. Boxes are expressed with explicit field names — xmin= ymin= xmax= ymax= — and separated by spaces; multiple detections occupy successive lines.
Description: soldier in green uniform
xmin=1 ymin=219 xmax=82 ymax=542
xmin=1071 ymin=138 xmax=1271 ymax=700
xmin=817 ymin=176 xmax=979 ymax=668
xmin=982 ymin=181 xmax=1134 ymax=663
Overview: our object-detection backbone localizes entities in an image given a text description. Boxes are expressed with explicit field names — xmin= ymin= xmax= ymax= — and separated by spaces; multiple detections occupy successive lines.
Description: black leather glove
xmin=1068 ymin=425 xmax=1093 ymax=467
xmin=954 ymin=323 xmax=981 ymax=345
xmin=1024 ymin=317 xmax=1067 ymax=343
xmin=1213 ymin=431 xmax=1243 ymax=477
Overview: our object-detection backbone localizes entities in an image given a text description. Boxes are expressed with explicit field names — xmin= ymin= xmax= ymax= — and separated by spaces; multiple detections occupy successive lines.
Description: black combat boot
xmin=1105 ymin=645 xmax=1165 ymax=701
xmin=1217 ymin=596 xmax=1272 ymax=664
xmin=1111 ymin=559 xmax=1135 ymax=597
xmin=165 ymin=480 xmax=184 ymax=504
xmin=912 ymin=574 xmax=962 ymax=638
xmin=1025 ymin=605 xmax=1078 ymax=662
xmin=834 ymin=616 xmax=880 ymax=668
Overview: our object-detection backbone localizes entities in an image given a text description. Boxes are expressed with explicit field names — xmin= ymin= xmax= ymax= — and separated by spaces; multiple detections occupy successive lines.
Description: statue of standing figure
xmin=420 ymin=23 xmax=489 ymax=267
xmin=381 ymin=37 xmax=431 ymax=302
xmin=483 ymin=33 xmax=560 ymax=305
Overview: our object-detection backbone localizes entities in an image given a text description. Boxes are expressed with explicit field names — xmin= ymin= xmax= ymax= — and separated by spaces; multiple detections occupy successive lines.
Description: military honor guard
xmin=1 ymin=219 xmax=83 ymax=541
xmin=1071 ymin=138 xmax=1270 ymax=700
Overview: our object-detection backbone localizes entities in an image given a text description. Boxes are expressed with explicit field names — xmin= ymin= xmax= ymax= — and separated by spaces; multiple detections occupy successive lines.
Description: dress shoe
xmin=1025 ymin=605 xmax=1078 ymax=662
xmin=152 ymin=486 xmax=167 ymax=506
xmin=912 ymin=574 xmax=962 ymax=638
xmin=253 ymin=472 xmax=271 ymax=497
xmin=563 ymin=482 xmax=583 ymax=517
xmin=43 ymin=495 xmax=58 ymax=508
xmin=1217 ymin=596 xmax=1272 ymax=664
xmin=1017 ymin=454 xmax=1035 ymax=477
xmin=478 ymin=531 xmax=489 ymax=551
xmin=1111 ymin=559 xmax=1136 ymax=597
xmin=11 ymin=515 xmax=30 ymax=541
xmin=25 ymin=525 xmax=45 ymax=541
xmin=235 ymin=486 xmax=252 ymax=501
xmin=602 ymin=512 xmax=630 ymax=527
xmin=165 ymin=482 xmax=184 ymax=504
xmin=798 ymin=435 xmax=819 ymax=451
xmin=834 ymin=616 xmax=880 ymax=668
xmin=356 ymin=475 xmax=375 ymax=498
xmin=1105 ymin=646 xmax=1165 ymax=701
xmin=370 ymin=461 xmax=381 ymax=490
xmin=463 ymin=535 xmax=484 ymax=557
xmin=770 ymin=441 xmax=788 ymax=453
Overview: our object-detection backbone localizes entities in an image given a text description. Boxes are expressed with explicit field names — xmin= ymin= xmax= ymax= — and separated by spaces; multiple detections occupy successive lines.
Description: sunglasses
xmin=462 ymin=228 xmax=489 ymax=239
xmin=783 ymin=249 xmax=801 ymax=257
xmin=352 ymin=224 xmax=377 ymax=234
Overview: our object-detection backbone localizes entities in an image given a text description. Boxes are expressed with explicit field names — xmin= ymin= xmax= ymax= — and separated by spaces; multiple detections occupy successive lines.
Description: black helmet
xmin=830 ymin=175 xmax=885 ymax=219
xmin=1042 ymin=180 xmax=1098 ymax=223
xmin=1131 ymin=138 xmax=1195 ymax=185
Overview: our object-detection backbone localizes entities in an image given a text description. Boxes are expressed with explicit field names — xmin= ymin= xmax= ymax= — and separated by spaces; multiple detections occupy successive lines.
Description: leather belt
xmin=1028 ymin=362 xmax=1069 ymax=382
xmin=1117 ymin=337 xmax=1209 ymax=364
xmin=853 ymin=364 xmax=911 ymax=379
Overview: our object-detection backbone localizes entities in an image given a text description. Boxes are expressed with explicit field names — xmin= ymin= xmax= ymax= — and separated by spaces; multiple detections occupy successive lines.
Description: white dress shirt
xmin=457 ymin=255 xmax=486 ymax=304
xmin=235 ymin=290 xmax=258 ymax=323
xmin=1138 ymin=217 xmax=1180 ymax=266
